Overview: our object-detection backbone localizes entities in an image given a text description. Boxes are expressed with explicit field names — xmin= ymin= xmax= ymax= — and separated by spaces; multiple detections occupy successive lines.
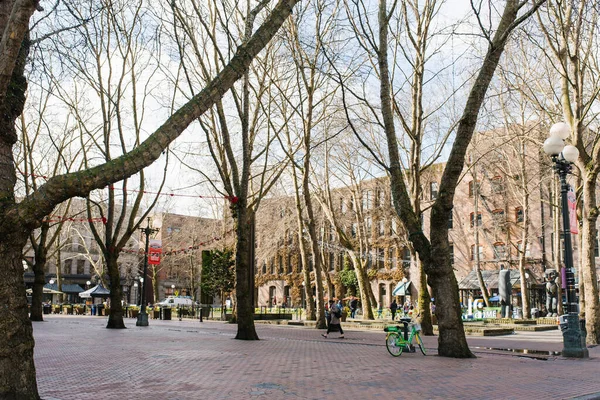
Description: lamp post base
xmin=136 ymin=311 xmax=149 ymax=327
xmin=559 ymin=313 xmax=589 ymax=358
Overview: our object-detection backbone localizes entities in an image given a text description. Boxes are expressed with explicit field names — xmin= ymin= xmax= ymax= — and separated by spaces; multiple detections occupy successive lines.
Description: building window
xmin=377 ymin=189 xmax=385 ymax=207
xmin=470 ymin=212 xmax=482 ymax=227
xmin=470 ymin=245 xmax=484 ymax=261
xmin=491 ymin=176 xmax=505 ymax=193
xmin=448 ymin=212 xmax=453 ymax=229
xmin=389 ymin=247 xmax=397 ymax=268
xmin=515 ymin=207 xmax=524 ymax=222
xmin=449 ymin=244 xmax=454 ymax=264
xmin=493 ymin=242 xmax=507 ymax=260
xmin=262 ymin=262 xmax=266 ymax=274
xmin=378 ymin=220 xmax=385 ymax=236
xmin=362 ymin=190 xmax=373 ymax=210
xmin=287 ymin=254 xmax=292 ymax=274
xmin=340 ymin=198 xmax=347 ymax=214
xmin=366 ymin=217 xmax=372 ymax=234
xmin=77 ymin=259 xmax=85 ymax=275
xmin=329 ymin=253 xmax=335 ymax=271
xmin=468 ymin=180 xmax=479 ymax=197
xmin=391 ymin=219 xmax=398 ymax=236
xmin=377 ymin=248 xmax=385 ymax=269
xmin=63 ymin=259 xmax=73 ymax=275
xmin=278 ymin=254 xmax=283 ymax=274
xmin=402 ymin=248 xmax=411 ymax=269
xmin=430 ymin=182 xmax=439 ymax=200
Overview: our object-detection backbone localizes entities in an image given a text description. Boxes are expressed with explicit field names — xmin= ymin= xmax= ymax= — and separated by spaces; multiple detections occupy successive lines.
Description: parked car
xmin=156 ymin=296 xmax=196 ymax=307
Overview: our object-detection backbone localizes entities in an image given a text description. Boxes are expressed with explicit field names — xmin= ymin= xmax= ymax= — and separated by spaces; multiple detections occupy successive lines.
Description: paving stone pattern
xmin=33 ymin=316 xmax=600 ymax=400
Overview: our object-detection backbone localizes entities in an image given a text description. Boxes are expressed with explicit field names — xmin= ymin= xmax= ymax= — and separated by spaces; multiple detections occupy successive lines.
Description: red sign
xmin=567 ymin=188 xmax=578 ymax=234
xmin=148 ymin=239 xmax=162 ymax=265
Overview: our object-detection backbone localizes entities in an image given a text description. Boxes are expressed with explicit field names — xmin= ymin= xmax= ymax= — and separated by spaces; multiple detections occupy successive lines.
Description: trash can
xmin=43 ymin=305 xmax=51 ymax=315
xmin=91 ymin=305 xmax=96 ymax=316
xmin=162 ymin=307 xmax=172 ymax=320
xmin=96 ymin=304 xmax=104 ymax=316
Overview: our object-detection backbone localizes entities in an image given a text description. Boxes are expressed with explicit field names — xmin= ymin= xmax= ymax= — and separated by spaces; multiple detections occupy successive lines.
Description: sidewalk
xmin=33 ymin=315 xmax=600 ymax=400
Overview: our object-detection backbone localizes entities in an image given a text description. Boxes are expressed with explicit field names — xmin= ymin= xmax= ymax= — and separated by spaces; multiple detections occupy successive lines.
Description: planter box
xmin=63 ymin=307 xmax=73 ymax=315
xmin=130 ymin=310 xmax=139 ymax=318
xmin=75 ymin=308 xmax=85 ymax=315
xmin=152 ymin=310 xmax=160 ymax=319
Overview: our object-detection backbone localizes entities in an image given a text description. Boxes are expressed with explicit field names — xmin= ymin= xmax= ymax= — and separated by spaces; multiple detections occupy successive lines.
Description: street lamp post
xmin=543 ymin=122 xmax=589 ymax=358
xmin=136 ymin=217 xmax=161 ymax=327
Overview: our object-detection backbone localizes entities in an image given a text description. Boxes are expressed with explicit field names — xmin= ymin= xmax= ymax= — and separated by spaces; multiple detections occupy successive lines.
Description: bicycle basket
xmin=384 ymin=325 xmax=399 ymax=333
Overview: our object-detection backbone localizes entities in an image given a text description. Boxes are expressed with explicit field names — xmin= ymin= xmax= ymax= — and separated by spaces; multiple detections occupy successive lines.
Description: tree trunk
xmin=234 ymin=207 xmax=258 ymax=340
xmin=349 ymin=252 xmax=374 ymax=319
xmin=428 ymin=217 xmax=475 ymax=357
xmin=416 ymin=258 xmax=433 ymax=335
xmin=106 ymin=253 xmax=126 ymax=329
xmin=581 ymin=178 xmax=600 ymax=344
xmin=0 ymin=240 xmax=40 ymax=399
xmin=29 ymin=259 xmax=46 ymax=322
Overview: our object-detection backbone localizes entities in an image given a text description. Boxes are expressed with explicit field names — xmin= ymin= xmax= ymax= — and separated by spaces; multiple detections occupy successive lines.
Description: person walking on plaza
xmin=322 ymin=300 xmax=344 ymax=339
xmin=350 ymin=297 xmax=358 ymax=319
xmin=390 ymin=300 xmax=398 ymax=321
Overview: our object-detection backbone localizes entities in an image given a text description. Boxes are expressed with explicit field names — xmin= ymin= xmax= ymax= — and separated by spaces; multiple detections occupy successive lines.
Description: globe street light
xmin=136 ymin=217 xmax=161 ymax=327
xmin=543 ymin=122 xmax=588 ymax=358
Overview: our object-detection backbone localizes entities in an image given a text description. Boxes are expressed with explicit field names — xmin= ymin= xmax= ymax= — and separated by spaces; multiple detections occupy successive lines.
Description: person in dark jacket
xmin=390 ymin=300 xmax=398 ymax=321
xmin=350 ymin=297 xmax=359 ymax=318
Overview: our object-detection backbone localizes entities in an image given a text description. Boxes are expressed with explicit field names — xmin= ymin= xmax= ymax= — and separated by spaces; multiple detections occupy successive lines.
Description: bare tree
xmin=0 ymin=0 xmax=299 ymax=397
xmin=334 ymin=0 xmax=546 ymax=357
xmin=168 ymin=0 xmax=295 ymax=340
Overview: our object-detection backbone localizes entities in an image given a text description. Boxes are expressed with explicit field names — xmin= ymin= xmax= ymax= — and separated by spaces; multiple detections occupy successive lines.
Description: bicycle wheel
xmin=414 ymin=333 xmax=426 ymax=355
xmin=386 ymin=332 xmax=403 ymax=357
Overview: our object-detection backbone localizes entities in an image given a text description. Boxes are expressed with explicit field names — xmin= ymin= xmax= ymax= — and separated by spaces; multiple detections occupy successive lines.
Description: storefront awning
xmin=392 ymin=281 xmax=411 ymax=296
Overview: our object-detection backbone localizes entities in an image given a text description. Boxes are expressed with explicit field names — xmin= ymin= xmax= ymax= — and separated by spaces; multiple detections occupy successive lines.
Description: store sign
xmin=148 ymin=239 xmax=162 ymax=265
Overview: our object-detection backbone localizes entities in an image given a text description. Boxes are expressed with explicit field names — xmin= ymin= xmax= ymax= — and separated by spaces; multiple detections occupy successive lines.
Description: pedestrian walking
xmin=322 ymin=300 xmax=344 ymax=339
xmin=350 ymin=297 xmax=358 ymax=318
xmin=390 ymin=300 xmax=398 ymax=320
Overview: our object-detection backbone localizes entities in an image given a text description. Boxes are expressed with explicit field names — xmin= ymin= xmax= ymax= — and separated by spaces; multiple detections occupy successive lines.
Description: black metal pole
xmin=557 ymin=161 xmax=577 ymax=313
xmin=136 ymin=219 xmax=151 ymax=327
xmin=553 ymin=155 xmax=588 ymax=358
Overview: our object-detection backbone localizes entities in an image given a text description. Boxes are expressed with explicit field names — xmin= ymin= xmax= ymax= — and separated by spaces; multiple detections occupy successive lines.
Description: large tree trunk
xmin=106 ymin=253 xmax=125 ymax=329
xmin=235 ymin=207 xmax=258 ymax=340
xmin=0 ymin=240 xmax=40 ymax=399
xmin=581 ymin=178 xmax=600 ymax=344
xmin=416 ymin=258 xmax=433 ymax=335
xmin=428 ymin=216 xmax=474 ymax=357
xmin=29 ymin=259 xmax=46 ymax=322
xmin=349 ymin=252 xmax=374 ymax=319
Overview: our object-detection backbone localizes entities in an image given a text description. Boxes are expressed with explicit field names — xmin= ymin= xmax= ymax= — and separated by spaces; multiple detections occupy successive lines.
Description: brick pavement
xmin=32 ymin=315 xmax=600 ymax=400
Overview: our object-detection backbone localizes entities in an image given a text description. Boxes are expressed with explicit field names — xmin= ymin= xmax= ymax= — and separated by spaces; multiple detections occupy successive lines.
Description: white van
xmin=157 ymin=296 xmax=196 ymax=307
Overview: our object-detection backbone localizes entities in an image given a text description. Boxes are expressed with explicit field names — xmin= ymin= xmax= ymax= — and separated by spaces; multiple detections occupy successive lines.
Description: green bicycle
xmin=384 ymin=317 xmax=426 ymax=357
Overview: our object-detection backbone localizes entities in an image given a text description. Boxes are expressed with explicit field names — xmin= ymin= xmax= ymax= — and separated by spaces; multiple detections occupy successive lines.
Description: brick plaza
xmin=33 ymin=316 xmax=600 ymax=400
